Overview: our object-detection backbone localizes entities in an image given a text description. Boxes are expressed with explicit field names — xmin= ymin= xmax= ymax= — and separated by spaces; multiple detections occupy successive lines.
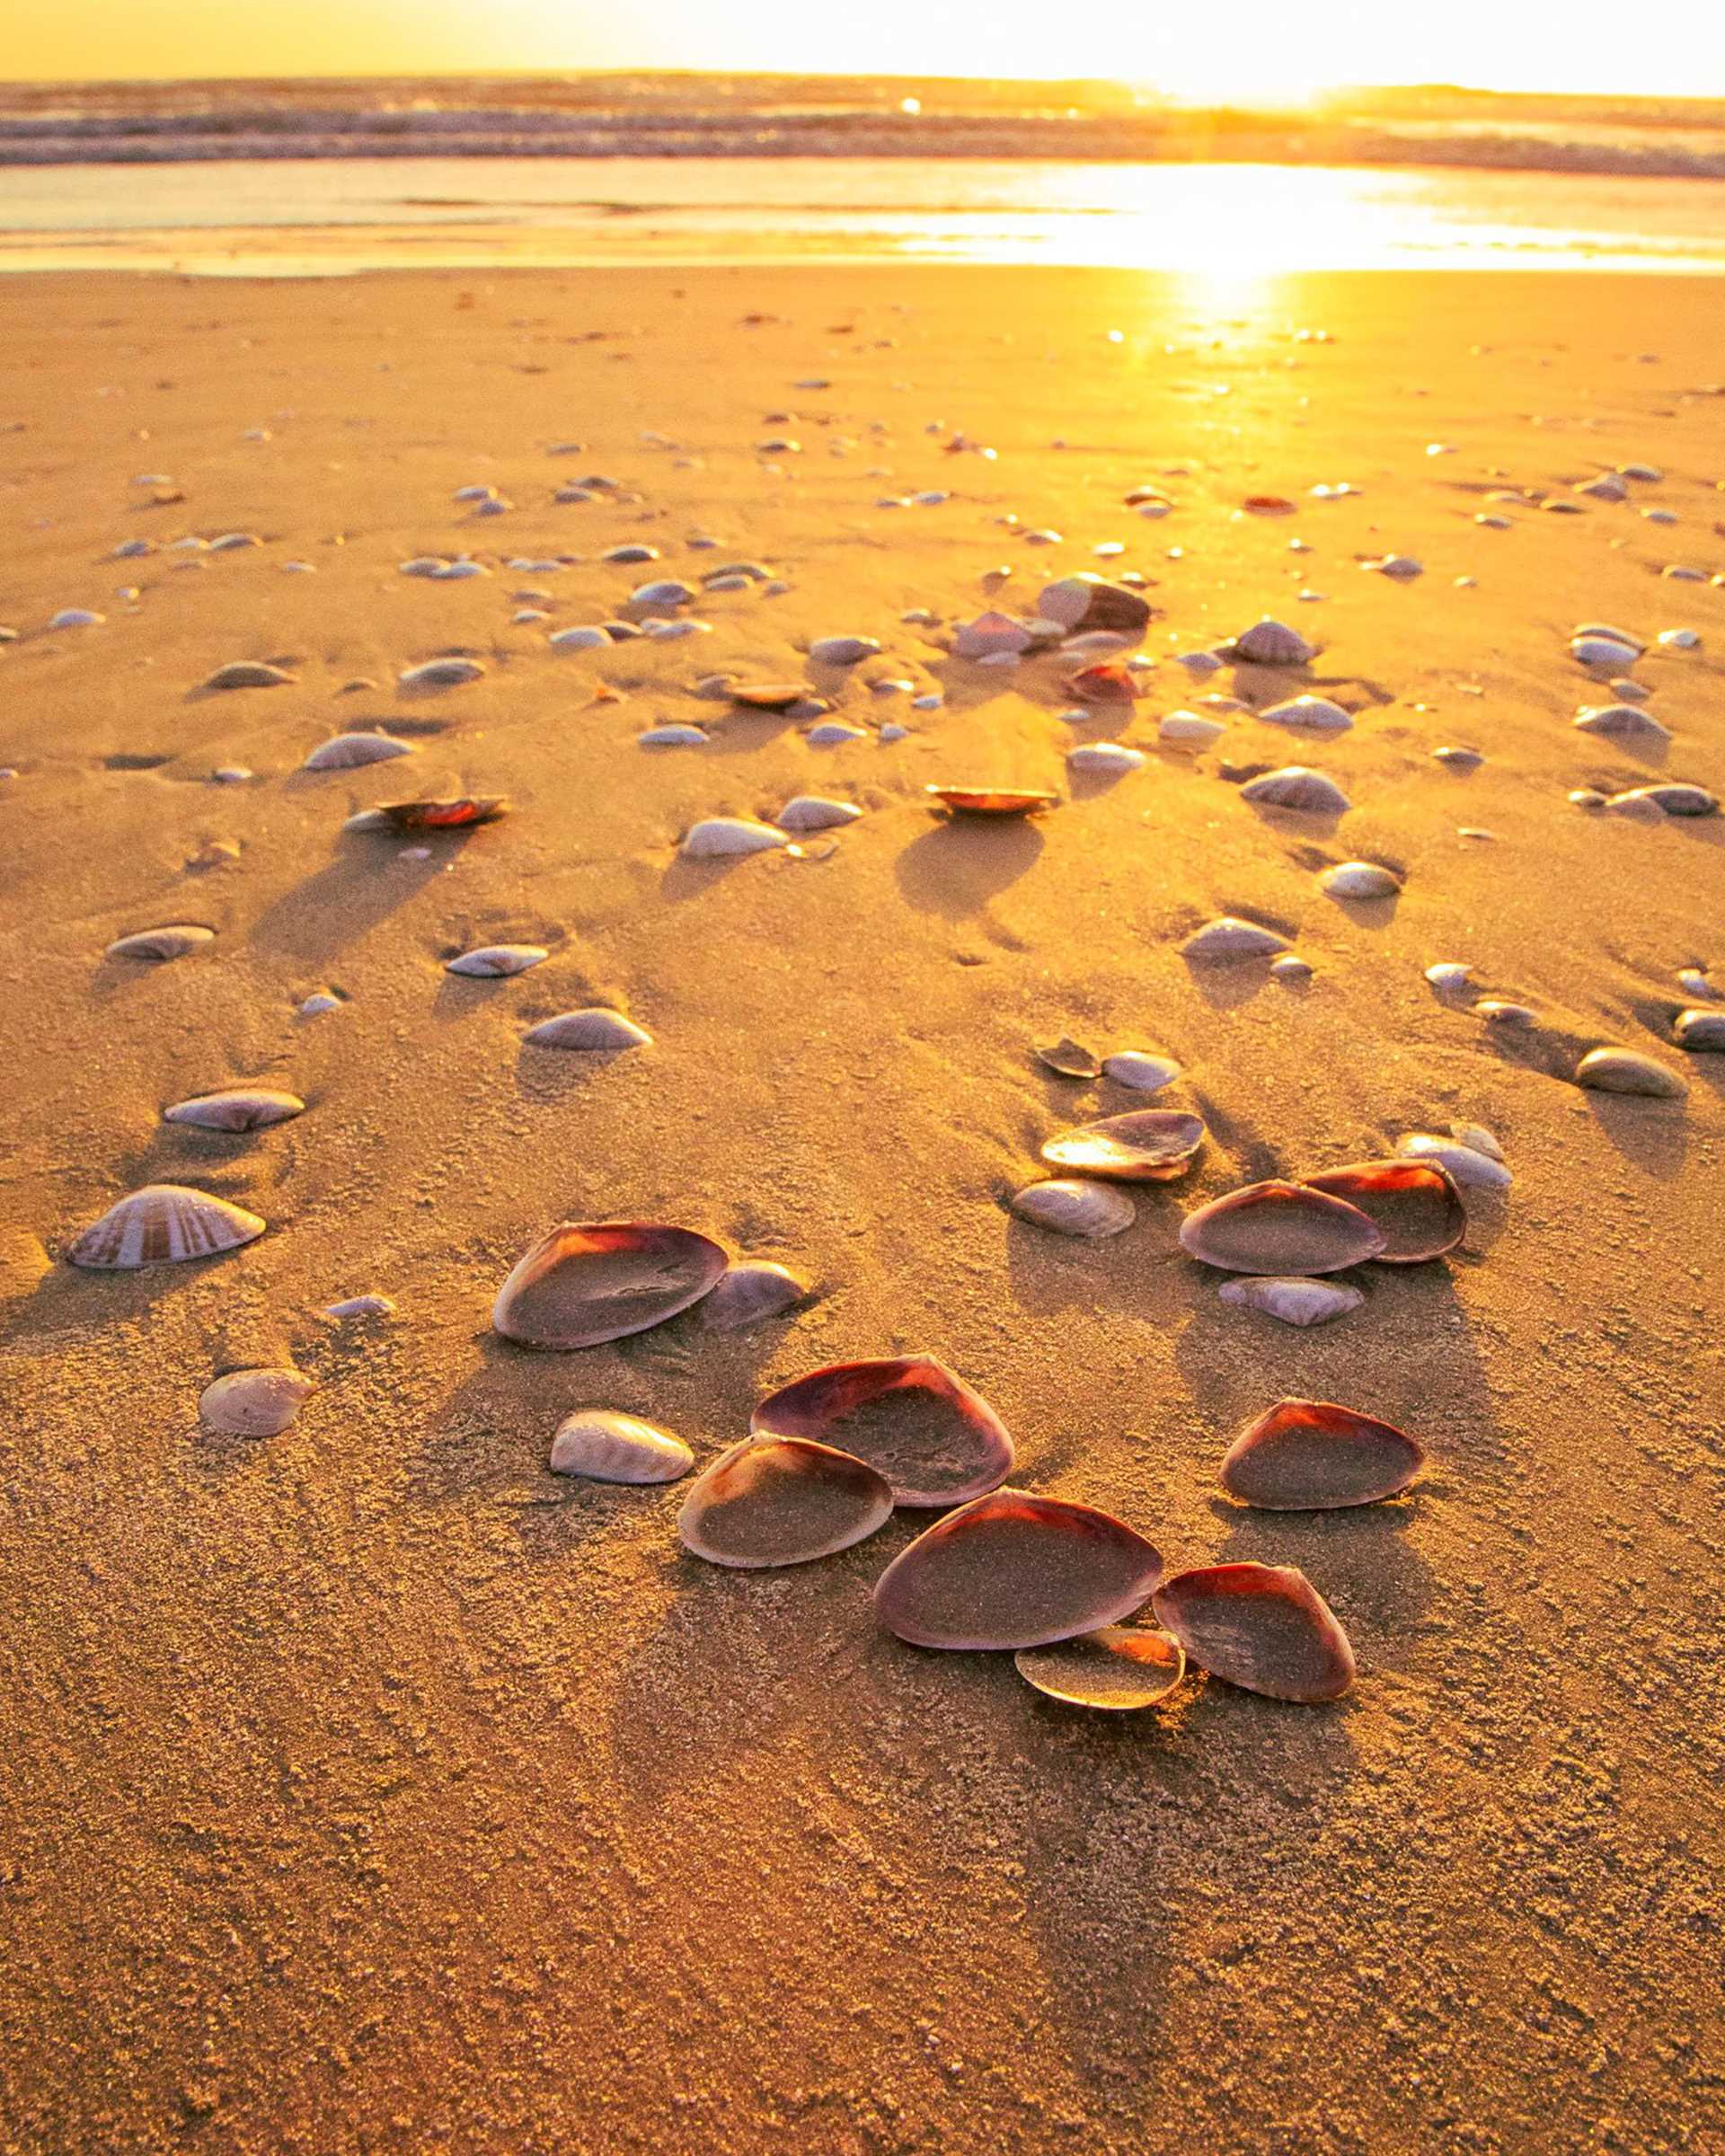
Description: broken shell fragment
xmin=1219 ymin=1400 xmax=1425 ymax=1510
xmin=106 ymin=923 xmax=216 ymax=961
xmin=1574 ymin=1047 xmax=1686 ymax=1098
xmin=1180 ymin=1181 xmax=1386 ymax=1274
xmin=447 ymin=944 xmax=548 ymax=976
xmin=1180 ymin=916 xmax=1291 ymax=962
xmin=1218 ymin=1276 xmax=1364 ymax=1327
xmin=680 ymin=817 xmax=786 ymax=858
xmin=873 ymin=1489 xmax=1165 ymax=1650
xmin=203 ymin=660 xmax=294 ymax=690
xmin=164 ymin=1088 xmax=305 ymax=1131
xmin=66 ymin=1183 xmax=266 ymax=1268
xmin=752 ymin=1354 xmax=1013 ymax=1509
xmin=1241 ymin=765 xmax=1351 ymax=815
xmin=924 ymin=785 xmax=1057 ymax=817
xmin=699 ymin=1261 xmax=807 ymax=1330
xmin=549 ymin=1409 xmax=694 ymax=1484
xmin=677 ymin=1437 xmax=892 ymax=1568
xmin=1153 ymin=1563 xmax=1355 ymax=1701
xmin=302 ymin=732 xmax=413 ymax=771
xmin=491 ymin=1222 xmax=728 ymax=1349
xmin=199 ymin=1367 xmax=314 ymax=1437
xmin=1036 ymin=1035 xmax=1101 ymax=1079
xmin=1040 ymin=1109 xmax=1206 ymax=1183
xmin=1301 ymin=1160 xmax=1465 ymax=1263
xmin=1014 ymin=1626 xmax=1185 ymax=1710
xmin=1010 ymin=1180 xmax=1137 ymax=1239
xmin=523 ymin=1008 xmax=650 ymax=1050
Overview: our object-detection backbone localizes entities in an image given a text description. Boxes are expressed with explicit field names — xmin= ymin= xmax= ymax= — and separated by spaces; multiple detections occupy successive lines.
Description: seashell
xmin=873 ymin=1489 xmax=1164 ymax=1650
xmin=1574 ymin=704 xmax=1671 ymax=745
xmin=809 ymin=636 xmax=880 ymax=667
xmin=680 ymin=817 xmax=786 ymax=858
xmin=524 ymin=1008 xmax=650 ymax=1051
xmin=700 ymin=1261 xmax=806 ymax=1330
xmin=1260 ymin=695 xmax=1352 ymax=734
xmin=1240 ymin=765 xmax=1351 ymax=815
xmin=1364 ymin=554 xmax=1422 ymax=579
xmin=1611 ymin=678 xmax=1651 ymax=702
xmin=1425 ymin=961 xmax=1472 ymax=992
xmin=302 ymin=732 xmax=413 ymax=771
xmin=1011 ymin=1179 xmax=1137 ymax=1239
xmin=1574 ymin=1047 xmax=1686 ymax=1098
xmin=639 ymin=725 xmax=710 ymax=747
xmin=1101 ymin=1050 xmax=1181 ymax=1093
xmin=1014 ymin=1626 xmax=1184 ymax=1710
xmin=1573 ymin=622 xmax=1644 ymax=651
xmin=1476 ymin=998 xmax=1536 ymax=1024
xmin=678 ymin=1437 xmax=892 ymax=1568
xmin=548 ymin=626 xmax=610 ymax=652
xmin=1066 ymin=742 xmax=1146 ymax=775
xmin=1671 ymin=1009 xmax=1725 ymax=1052
xmin=204 ymin=660 xmax=293 ymax=690
xmin=805 ymin=721 xmax=869 ymax=747
xmin=1180 ymin=1181 xmax=1385 ymax=1274
xmin=1576 ymin=476 xmax=1626 ymax=501
xmin=447 ymin=944 xmax=548 ymax=977
xmin=1676 ymin=968 xmax=1716 ymax=999
xmin=1232 ymin=618 xmax=1314 ymax=665
xmin=1610 ymin=783 xmax=1716 ymax=817
xmin=549 ymin=1409 xmax=694 ymax=1484
xmin=1243 ymin=494 xmax=1297 ymax=514
xmin=1433 ymin=745 xmax=1484 ymax=768
xmin=106 ymin=923 xmax=215 ymax=961
xmin=776 ymin=796 xmax=862 ymax=832
xmin=492 ymin=1221 xmax=728 ymax=1348
xmin=1063 ymin=660 xmax=1140 ymax=703
xmin=1181 ymin=916 xmax=1290 ymax=962
xmin=951 ymin=611 xmax=1037 ymax=660
xmin=1154 ymin=1563 xmax=1355 ymax=1701
xmin=730 ymin=682 xmax=812 ymax=710
xmin=299 ymin=991 xmax=341 ymax=1017
xmin=1570 ymin=635 xmax=1640 ymax=667
xmin=199 ymin=1367 xmax=314 ymax=1437
xmin=398 ymin=658 xmax=485 ymax=689
xmin=631 ymin=579 xmax=694 ymax=607
xmin=164 ymin=1088 xmax=305 ymax=1132
xmin=1041 ymin=1109 xmax=1206 ymax=1183
xmin=1218 ymin=1276 xmax=1364 ymax=1327
xmin=66 ymin=1183 xmax=266 ymax=1268
xmin=1160 ymin=710 xmax=1226 ymax=747
xmin=1658 ymin=627 xmax=1700 ymax=649
xmin=1270 ymin=952 xmax=1312 ymax=981
xmin=1571 ymin=788 xmax=1607 ymax=809
xmin=349 ymin=797 xmax=506 ymax=833
xmin=1302 ymin=1160 xmax=1464 ymax=1263
xmin=603 ymin=543 xmax=659 ymax=564
xmin=1450 ymin=1120 xmax=1503 ymax=1160
xmin=1219 ymin=1400 xmax=1424 ymax=1510
xmin=1395 ymin=1133 xmax=1511 ymax=1188
xmin=1321 ymin=860 xmax=1400 ymax=899
xmin=924 ymin=785 xmax=1057 ymax=817
xmin=1036 ymin=1036 xmax=1100 ymax=1079
xmin=431 ymin=560 xmax=485 ymax=579
xmin=1173 ymin=649 xmax=1225 ymax=676
xmin=324 ymin=1293 xmax=394 ymax=1319
xmin=1036 ymin=575 xmax=1152 ymax=639
xmin=752 ymin=1354 xmax=1013 ymax=1509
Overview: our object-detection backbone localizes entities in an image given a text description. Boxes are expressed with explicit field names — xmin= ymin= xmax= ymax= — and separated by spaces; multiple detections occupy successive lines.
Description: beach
xmin=2 ymin=262 xmax=1721 ymax=2155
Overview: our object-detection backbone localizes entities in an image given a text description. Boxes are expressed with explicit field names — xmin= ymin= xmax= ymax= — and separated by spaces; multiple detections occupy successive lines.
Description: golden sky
xmin=4 ymin=0 xmax=1722 ymax=96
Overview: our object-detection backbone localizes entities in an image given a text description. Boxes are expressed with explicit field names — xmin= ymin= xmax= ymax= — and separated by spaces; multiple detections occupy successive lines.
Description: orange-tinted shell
xmin=751 ymin=1353 xmax=1013 ymax=1508
xmin=925 ymin=785 xmax=1058 ymax=817
xmin=677 ymin=1437 xmax=893 ymax=1568
xmin=1063 ymin=660 xmax=1140 ymax=704
xmin=1243 ymin=494 xmax=1298 ymax=514
xmin=491 ymin=1222 xmax=728 ymax=1348
xmin=1040 ymin=1109 xmax=1207 ymax=1183
xmin=1014 ymin=1626 xmax=1185 ymax=1710
xmin=730 ymin=683 xmax=811 ymax=710
xmin=1301 ymin=1159 xmax=1464 ymax=1263
xmin=376 ymin=797 xmax=507 ymax=831
xmin=1179 ymin=1180 xmax=1385 ymax=1274
xmin=1153 ymin=1562 xmax=1356 ymax=1701
xmin=1218 ymin=1398 xmax=1425 ymax=1510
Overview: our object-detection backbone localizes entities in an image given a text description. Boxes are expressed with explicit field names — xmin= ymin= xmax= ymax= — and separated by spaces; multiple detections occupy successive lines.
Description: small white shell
xmin=1395 ymin=1134 xmax=1512 ymax=1188
xmin=1320 ymin=861 xmax=1400 ymax=899
xmin=447 ymin=944 xmax=549 ymax=977
xmin=549 ymin=1409 xmax=694 ymax=1484
xmin=1261 ymin=696 xmax=1352 ymax=733
xmin=524 ymin=1009 xmax=650 ymax=1050
xmin=638 ymin=725 xmax=709 ymax=747
xmin=1269 ymin=953 xmax=1313 ymax=982
xmin=680 ymin=817 xmax=786 ymax=859
xmin=164 ymin=1088 xmax=305 ymax=1131
xmin=1101 ymin=1051 xmax=1181 ymax=1093
xmin=804 ymin=721 xmax=869 ymax=747
xmin=1159 ymin=710 xmax=1226 ymax=748
xmin=199 ymin=1368 xmax=313 ymax=1437
xmin=302 ymin=732 xmax=414 ymax=771
xmin=66 ymin=1183 xmax=265 ymax=1268
xmin=107 ymin=924 xmax=216 ymax=961
xmin=1172 ymin=650 xmax=1225 ymax=676
xmin=549 ymin=626 xmax=611 ymax=652
xmin=324 ymin=1293 xmax=395 ymax=1319
xmin=1011 ymin=1180 xmax=1137 ymax=1238
xmin=776 ymin=796 xmax=862 ymax=832
xmin=1241 ymin=766 xmax=1351 ymax=815
xmin=399 ymin=657 xmax=485 ymax=689
xmin=1425 ymin=961 xmax=1473 ymax=992
xmin=1218 ymin=1277 xmax=1364 ymax=1326
xmin=1181 ymin=917 xmax=1290 ymax=962
xmin=700 ymin=1262 xmax=807 ymax=1330
xmin=1233 ymin=619 xmax=1314 ymax=665
xmin=1066 ymin=742 xmax=1146 ymax=775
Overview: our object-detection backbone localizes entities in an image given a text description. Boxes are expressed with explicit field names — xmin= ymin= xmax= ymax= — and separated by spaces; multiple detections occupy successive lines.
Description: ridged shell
xmin=1040 ymin=1109 xmax=1206 ymax=1183
xmin=678 ymin=1437 xmax=892 ymax=1568
xmin=1574 ymin=1047 xmax=1686 ymax=1098
xmin=204 ymin=661 xmax=294 ymax=690
xmin=1180 ymin=1181 xmax=1385 ymax=1274
xmin=302 ymin=732 xmax=413 ymax=771
xmin=1010 ymin=1180 xmax=1137 ymax=1239
xmin=1302 ymin=1160 xmax=1465 ymax=1262
xmin=1233 ymin=618 xmax=1314 ymax=665
xmin=699 ymin=1261 xmax=806 ymax=1330
xmin=776 ymin=796 xmax=862 ymax=832
xmin=523 ymin=1008 xmax=650 ymax=1050
xmin=199 ymin=1367 xmax=313 ymax=1437
xmin=1394 ymin=1134 xmax=1512 ymax=1188
xmin=1218 ymin=1276 xmax=1364 ymax=1327
xmin=106 ymin=924 xmax=216 ymax=961
xmin=681 ymin=817 xmax=786 ymax=858
xmin=549 ymin=1409 xmax=694 ymax=1484
xmin=399 ymin=658 xmax=486 ymax=689
xmin=66 ymin=1183 xmax=266 ymax=1269
xmin=873 ymin=1489 xmax=1165 ymax=1651
xmin=1014 ymin=1626 xmax=1185 ymax=1710
xmin=1181 ymin=916 xmax=1291 ymax=962
xmin=1219 ymin=1400 xmax=1425 ymax=1510
xmin=752 ymin=1354 xmax=1013 ymax=1509
xmin=491 ymin=1222 xmax=728 ymax=1349
xmin=446 ymin=944 xmax=548 ymax=977
xmin=1261 ymin=695 xmax=1352 ymax=733
xmin=1240 ymin=766 xmax=1351 ymax=815
xmin=164 ymin=1088 xmax=305 ymax=1132
xmin=1153 ymin=1563 xmax=1355 ymax=1701
xmin=1321 ymin=861 xmax=1400 ymax=899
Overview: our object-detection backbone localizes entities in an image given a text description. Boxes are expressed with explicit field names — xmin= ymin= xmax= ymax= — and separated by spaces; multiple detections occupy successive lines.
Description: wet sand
xmin=2 ymin=265 xmax=1721 ymax=2155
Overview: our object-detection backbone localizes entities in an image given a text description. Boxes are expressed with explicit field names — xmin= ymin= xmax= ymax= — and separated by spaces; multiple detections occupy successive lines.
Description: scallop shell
xmin=1180 ymin=1181 xmax=1385 ymax=1274
xmin=1180 ymin=916 xmax=1290 ymax=962
xmin=1301 ymin=1160 xmax=1465 ymax=1263
xmin=1218 ymin=1276 xmax=1364 ymax=1326
xmin=925 ymin=785 xmax=1057 ymax=817
xmin=1219 ymin=1399 xmax=1425 ymax=1510
xmin=302 ymin=732 xmax=414 ymax=773
xmin=1240 ymin=766 xmax=1351 ymax=816
xmin=399 ymin=658 xmax=486 ymax=689
xmin=677 ymin=1437 xmax=892 ymax=1568
xmin=106 ymin=923 xmax=216 ymax=961
xmin=1153 ymin=1563 xmax=1355 ymax=1701
xmin=549 ymin=1409 xmax=694 ymax=1484
xmin=163 ymin=1088 xmax=305 ymax=1132
xmin=1573 ymin=704 xmax=1671 ymax=745
xmin=1036 ymin=1035 xmax=1101 ymax=1078
xmin=1261 ymin=695 xmax=1352 ymax=734
xmin=699 ymin=1261 xmax=807 ymax=1330
xmin=204 ymin=661 xmax=294 ymax=690
xmin=1321 ymin=861 xmax=1400 ymax=899
xmin=776 ymin=796 xmax=862 ymax=832
xmin=1036 ymin=575 xmax=1152 ymax=638
xmin=1010 ymin=1180 xmax=1137 ymax=1239
xmin=66 ymin=1183 xmax=266 ymax=1268
xmin=446 ymin=944 xmax=549 ymax=977
xmin=1014 ymin=1626 xmax=1185 ymax=1710
xmin=1394 ymin=1134 xmax=1512 ymax=1188
xmin=1040 ymin=1109 xmax=1206 ymax=1183
xmin=1101 ymin=1050 xmax=1181 ymax=1092
xmin=491 ymin=1222 xmax=728 ymax=1349
xmin=808 ymin=636 xmax=880 ymax=667
xmin=680 ymin=817 xmax=786 ymax=858
xmin=1574 ymin=1047 xmax=1686 ymax=1098
xmin=1232 ymin=618 xmax=1314 ymax=665
xmin=1674 ymin=1010 xmax=1725 ymax=1051
xmin=873 ymin=1489 xmax=1165 ymax=1651
xmin=751 ymin=1354 xmax=1013 ymax=1509
xmin=523 ymin=1009 xmax=650 ymax=1050
xmin=199 ymin=1367 xmax=313 ymax=1437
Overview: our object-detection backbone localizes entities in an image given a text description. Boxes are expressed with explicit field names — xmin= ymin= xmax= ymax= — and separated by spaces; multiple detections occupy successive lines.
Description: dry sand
xmin=1 ymin=266 xmax=1721 ymax=2155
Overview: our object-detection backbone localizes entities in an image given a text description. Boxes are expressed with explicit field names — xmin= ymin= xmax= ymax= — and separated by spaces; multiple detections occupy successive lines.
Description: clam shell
xmin=873 ymin=1489 xmax=1164 ymax=1650
xmin=1036 ymin=1035 xmax=1101 ymax=1079
xmin=1425 ymin=961 xmax=1473 ymax=992
xmin=925 ymin=785 xmax=1057 ymax=817
xmin=1066 ymin=742 xmax=1146 ymax=775
xmin=699 ymin=1260 xmax=806 ymax=1330
xmin=164 ymin=1088 xmax=305 ymax=1132
xmin=549 ymin=1409 xmax=694 ymax=1484
xmin=1101 ymin=1050 xmax=1181 ymax=1092
xmin=302 ymin=732 xmax=413 ymax=771
xmin=1570 ymin=635 xmax=1641 ymax=667
xmin=106 ymin=924 xmax=216 ymax=961
xmin=776 ymin=796 xmax=862 ymax=833
xmin=1011 ymin=1180 xmax=1137 ymax=1238
xmin=1180 ymin=1181 xmax=1386 ymax=1274
xmin=1036 ymin=575 xmax=1152 ymax=638
xmin=199 ymin=1367 xmax=313 ymax=1437
xmin=491 ymin=1221 xmax=728 ymax=1349
xmin=730 ymin=683 xmax=813 ymax=710
xmin=752 ymin=1354 xmax=1013 ymax=1509
xmin=639 ymin=725 xmax=710 ymax=747
xmin=1261 ymin=695 xmax=1352 ymax=734
xmin=631 ymin=579 xmax=695 ymax=607
xmin=350 ymin=798 xmax=506 ymax=833
xmin=1014 ymin=1626 xmax=1185 ymax=1710
xmin=1321 ymin=861 xmax=1400 ymax=899
xmin=204 ymin=660 xmax=294 ymax=690
xmin=523 ymin=1008 xmax=650 ymax=1050
xmin=1233 ymin=618 xmax=1314 ymax=665
xmin=1573 ymin=704 xmax=1672 ymax=745
xmin=548 ymin=626 xmax=610 ymax=652
xmin=1394 ymin=1134 xmax=1512 ymax=1188
xmin=1450 ymin=1120 xmax=1504 ymax=1161
xmin=1675 ymin=1010 xmax=1725 ymax=1051
xmin=66 ymin=1183 xmax=266 ymax=1268
xmin=1040 ymin=1109 xmax=1206 ymax=1183
xmin=808 ymin=636 xmax=880 ymax=667
xmin=1241 ymin=766 xmax=1351 ymax=816
xmin=1063 ymin=660 xmax=1140 ymax=704
xmin=1218 ymin=1276 xmax=1364 ymax=1327
xmin=1574 ymin=1047 xmax=1686 ymax=1098
xmin=1180 ymin=916 xmax=1290 ymax=962
xmin=1159 ymin=711 xmax=1226 ymax=747
xmin=678 ymin=1437 xmax=892 ymax=1568
xmin=1610 ymin=783 xmax=1715 ymax=817
xmin=1153 ymin=1563 xmax=1355 ymax=1701
xmin=1302 ymin=1160 xmax=1465 ymax=1263
xmin=399 ymin=658 xmax=486 ymax=689
xmin=446 ymin=944 xmax=549 ymax=977
xmin=951 ymin=610 xmax=1037 ymax=660
xmin=1219 ymin=1399 xmax=1424 ymax=1510
xmin=680 ymin=817 xmax=786 ymax=858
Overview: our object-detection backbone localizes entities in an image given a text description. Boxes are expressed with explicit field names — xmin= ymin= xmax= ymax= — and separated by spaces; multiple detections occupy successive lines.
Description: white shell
xmin=549 ymin=1409 xmax=694 ymax=1484
xmin=302 ymin=732 xmax=413 ymax=771
xmin=524 ymin=1009 xmax=651 ymax=1050
xmin=700 ymin=1262 xmax=807 ymax=1330
xmin=1269 ymin=953 xmax=1313 ymax=981
xmin=1066 ymin=742 xmax=1146 ymax=775
xmin=1101 ymin=1051 xmax=1181 ymax=1093
xmin=638 ymin=725 xmax=709 ymax=747
xmin=1234 ymin=618 xmax=1314 ymax=665
xmin=1321 ymin=861 xmax=1400 ymax=899
xmin=324 ymin=1293 xmax=395 ymax=1319
xmin=681 ymin=817 xmax=785 ymax=858
xmin=199 ymin=1368 xmax=313 ymax=1437
xmin=447 ymin=944 xmax=549 ymax=977
xmin=1574 ymin=705 xmax=1671 ymax=744
xmin=1218 ymin=1277 xmax=1364 ymax=1327
xmin=549 ymin=626 xmax=610 ymax=652
xmin=1573 ymin=623 xmax=1643 ymax=653
xmin=1181 ymin=917 xmax=1291 ymax=962
xmin=399 ymin=657 xmax=485 ymax=688
xmin=1658 ymin=628 xmax=1700 ymax=649
xmin=66 ymin=1183 xmax=265 ymax=1268
xmin=1011 ymin=1180 xmax=1137 ymax=1238
xmin=776 ymin=796 xmax=862 ymax=832
xmin=1425 ymin=961 xmax=1473 ymax=992
xmin=164 ymin=1088 xmax=305 ymax=1131
xmin=1395 ymin=1134 xmax=1513 ymax=1188
xmin=1159 ymin=710 xmax=1226 ymax=747
xmin=804 ymin=721 xmax=869 ymax=747
xmin=1260 ymin=695 xmax=1352 ymax=734
xmin=106 ymin=923 xmax=216 ymax=961
xmin=1241 ymin=766 xmax=1351 ymax=815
